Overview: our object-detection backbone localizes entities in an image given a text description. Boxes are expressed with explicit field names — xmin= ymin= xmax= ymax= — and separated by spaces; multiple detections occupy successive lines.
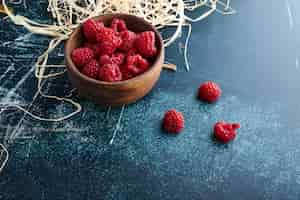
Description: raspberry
xmin=82 ymin=59 xmax=100 ymax=79
xmin=99 ymin=55 xmax=111 ymax=65
xmin=120 ymin=69 xmax=134 ymax=80
xmin=71 ymin=47 xmax=94 ymax=69
xmin=96 ymin=27 xmax=114 ymax=42
xmin=96 ymin=27 xmax=121 ymax=44
xmin=122 ymin=54 xmax=149 ymax=76
xmin=135 ymin=31 xmax=157 ymax=58
xmin=111 ymin=18 xmax=127 ymax=32
xmin=162 ymin=109 xmax=184 ymax=134
xmin=214 ymin=121 xmax=240 ymax=143
xmin=198 ymin=81 xmax=222 ymax=103
xmin=111 ymin=53 xmax=125 ymax=65
xmin=99 ymin=53 xmax=125 ymax=66
xmin=97 ymin=27 xmax=122 ymax=55
xmin=83 ymin=43 xmax=101 ymax=57
xmin=119 ymin=30 xmax=136 ymax=52
xmin=99 ymin=40 xmax=122 ymax=55
xmin=98 ymin=63 xmax=122 ymax=82
xmin=83 ymin=19 xmax=103 ymax=42
xmin=126 ymin=48 xmax=138 ymax=56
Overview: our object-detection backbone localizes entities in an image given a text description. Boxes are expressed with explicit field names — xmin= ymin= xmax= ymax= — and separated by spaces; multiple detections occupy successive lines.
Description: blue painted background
xmin=1 ymin=0 xmax=300 ymax=199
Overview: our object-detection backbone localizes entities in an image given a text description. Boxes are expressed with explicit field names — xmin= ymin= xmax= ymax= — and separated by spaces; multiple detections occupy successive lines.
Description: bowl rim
xmin=65 ymin=13 xmax=164 ymax=86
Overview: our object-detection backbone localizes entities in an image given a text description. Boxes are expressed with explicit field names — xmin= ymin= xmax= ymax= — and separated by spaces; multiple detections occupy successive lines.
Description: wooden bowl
xmin=65 ymin=14 xmax=164 ymax=106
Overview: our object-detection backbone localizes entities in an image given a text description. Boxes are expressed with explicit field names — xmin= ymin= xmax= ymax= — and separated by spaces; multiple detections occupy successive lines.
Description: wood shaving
xmin=109 ymin=105 xmax=125 ymax=145
xmin=163 ymin=63 xmax=177 ymax=71
xmin=0 ymin=3 xmax=11 ymax=14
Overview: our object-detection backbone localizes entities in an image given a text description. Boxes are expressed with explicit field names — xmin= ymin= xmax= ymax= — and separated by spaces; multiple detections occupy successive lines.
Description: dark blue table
xmin=1 ymin=0 xmax=300 ymax=199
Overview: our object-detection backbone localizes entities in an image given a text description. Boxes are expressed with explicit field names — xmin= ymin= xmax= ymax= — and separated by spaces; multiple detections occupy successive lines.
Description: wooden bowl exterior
xmin=65 ymin=14 xmax=164 ymax=106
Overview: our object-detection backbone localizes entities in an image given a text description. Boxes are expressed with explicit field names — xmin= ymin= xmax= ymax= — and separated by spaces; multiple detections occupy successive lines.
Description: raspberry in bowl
xmin=65 ymin=14 xmax=164 ymax=106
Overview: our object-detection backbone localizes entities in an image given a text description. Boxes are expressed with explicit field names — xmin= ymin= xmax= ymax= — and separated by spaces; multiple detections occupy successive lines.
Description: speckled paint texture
xmin=1 ymin=0 xmax=300 ymax=199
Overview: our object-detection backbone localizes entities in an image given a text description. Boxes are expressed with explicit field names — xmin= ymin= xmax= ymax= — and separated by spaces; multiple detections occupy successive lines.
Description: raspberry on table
xmin=99 ymin=53 xmax=125 ymax=66
xmin=198 ymin=81 xmax=222 ymax=103
xmin=111 ymin=18 xmax=127 ymax=32
xmin=83 ymin=18 xmax=104 ymax=42
xmin=82 ymin=59 xmax=100 ymax=79
xmin=98 ymin=63 xmax=122 ymax=82
xmin=122 ymin=54 xmax=149 ymax=77
xmin=83 ymin=43 xmax=101 ymax=58
xmin=162 ymin=109 xmax=184 ymax=134
xmin=119 ymin=30 xmax=137 ymax=52
xmin=71 ymin=47 xmax=94 ymax=69
xmin=135 ymin=31 xmax=157 ymax=58
xmin=214 ymin=121 xmax=240 ymax=143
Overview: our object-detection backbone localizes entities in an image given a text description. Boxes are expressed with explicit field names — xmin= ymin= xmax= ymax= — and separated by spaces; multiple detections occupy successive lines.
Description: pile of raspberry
xmin=71 ymin=18 xmax=158 ymax=82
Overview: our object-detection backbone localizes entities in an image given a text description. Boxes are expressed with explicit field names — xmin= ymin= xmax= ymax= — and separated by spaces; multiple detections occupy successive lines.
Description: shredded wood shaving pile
xmin=0 ymin=0 xmax=234 ymax=172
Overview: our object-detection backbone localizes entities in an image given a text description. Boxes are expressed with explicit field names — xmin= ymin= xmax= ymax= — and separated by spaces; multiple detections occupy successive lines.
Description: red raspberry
xmin=96 ymin=27 xmax=114 ymax=42
xmin=122 ymin=54 xmax=149 ymax=76
xmin=119 ymin=30 xmax=136 ymax=52
xmin=126 ymin=48 xmax=138 ymax=56
xmin=83 ymin=43 xmax=101 ymax=57
xmin=97 ymin=28 xmax=122 ymax=55
xmin=198 ymin=81 xmax=222 ymax=103
xmin=100 ymin=40 xmax=122 ymax=55
xmin=99 ymin=53 xmax=125 ymax=66
xmin=96 ymin=27 xmax=122 ymax=45
xmin=135 ymin=31 xmax=157 ymax=58
xmin=98 ymin=63 xmax=122 ymax=82
xmin=81 ymin=59 xmax=100 ymax=79
xmin=111 ymin=18 xmax=127 ymax=32
xmin=83 ymin=19 xmax=103 ymax=42
xmin=99 ymin=55 xmax=111 ymax=65
xmin=111 ymin=53 xmax=125 ymax=65
xmin=162 ymin=109 xmax=184 ymax=134
xmin=214 ymin=121 xmax=240 ymax=143
xmin=71 ymin=47 xmax=94 ymax=69
xmin=120 ymin=69 xmax=134 ymax=80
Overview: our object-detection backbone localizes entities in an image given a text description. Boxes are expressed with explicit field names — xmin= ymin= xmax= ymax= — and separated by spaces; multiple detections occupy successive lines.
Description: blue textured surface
xmin=1 ymin=0 xmax=300 ymax=199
